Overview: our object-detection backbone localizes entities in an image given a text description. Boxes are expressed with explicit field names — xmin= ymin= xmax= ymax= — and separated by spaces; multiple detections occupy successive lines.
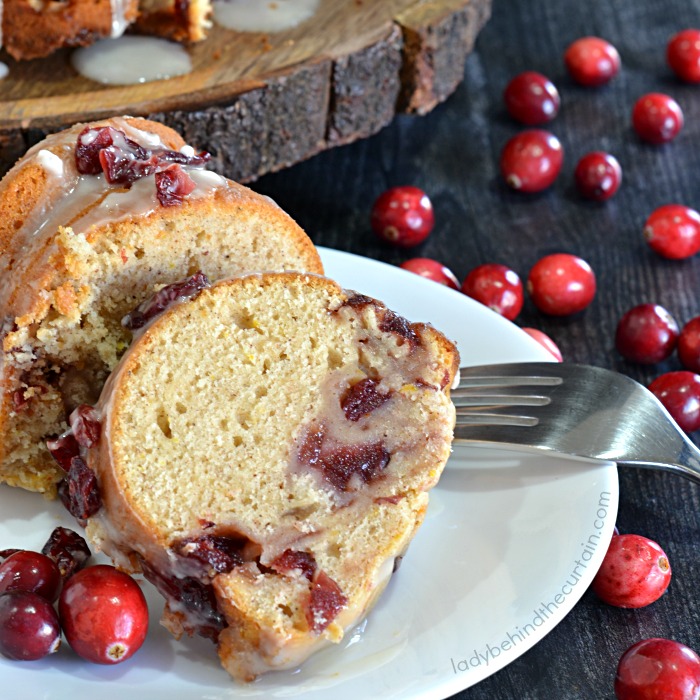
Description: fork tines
xmin=452 ymin=371 xmax=562 ymax=427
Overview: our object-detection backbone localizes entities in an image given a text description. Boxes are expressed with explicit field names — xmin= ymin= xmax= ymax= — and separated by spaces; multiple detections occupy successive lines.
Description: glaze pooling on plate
xmin=213 ymin=0 xmax=320 ymax=32
xmin=0 ymin=248 xmax=618 ymax=699
xmin=71 ymin=37 xmax=192 ymax=85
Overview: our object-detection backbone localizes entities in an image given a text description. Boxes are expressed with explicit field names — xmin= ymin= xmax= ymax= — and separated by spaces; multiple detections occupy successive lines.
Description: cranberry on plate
xmin=667 ymin=29 xmax=700 ymax=83
xmin=527 ymin=253 xmax=596 ymax=316
xmin=461 ymin=263 xmax=524 ymax=321
xmin=678 ymin=316 xmax=700 ymax=373
xmin=643 ymin=204 xmax=700 ymax=260
xmin=521 ymin=328 xmax=563 ymax=362
xmin=648 ymin=371 xmax=700 ymax=433
xmin=592 ymin=533 xmax=671 ymax=608
xmin=0 ymin=590 xmax=61 ymax=661
xmin=615 ymin=638 xmax=700 ymax=700
xmin=564 ymin=36 xmax=621 ymax=86
xmin=574 ymin=151 xmax=622 ymax=201
xmin=370 ymin=186 xmax=434 ymax=248
xmin=399 ymin=258 xmax=459 ymax=289
xmin=0 ymin=550 xmax=62 ymax=603
xmin=615 ymin=304 xmax=679 ymax=364
xmin=500 ymin=130 xmax=564 ymax=193
xmin=503 ymin=71 xmax=560 ymax=125
xmin=59 ymin=564 xmax=149 ymax=664
xmin=632 ymin=93 xmax=684 ymax=144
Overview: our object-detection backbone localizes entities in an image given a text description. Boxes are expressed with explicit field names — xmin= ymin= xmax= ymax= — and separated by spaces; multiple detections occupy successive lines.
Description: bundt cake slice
xmin=71 ymin=271 xmax=458 ymax=681
xmin=0 ymin=116 xmax=322 ymax=495
xmin=2 ymin=0 xmax=140 ymax=60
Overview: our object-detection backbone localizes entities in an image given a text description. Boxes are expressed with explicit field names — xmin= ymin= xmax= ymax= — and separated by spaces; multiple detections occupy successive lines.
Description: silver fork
xmin=451 ymin=362 xmax=700 ymax=485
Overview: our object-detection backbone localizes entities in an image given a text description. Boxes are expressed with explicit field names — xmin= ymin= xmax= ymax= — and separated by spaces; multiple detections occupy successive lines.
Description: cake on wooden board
xmin=0 ymin=116 xmax=322 ymax=495
xmin=68 ymin=271 xmax=459 ymax=680
xmin=1 ymin=0 xmax=210 ymax=60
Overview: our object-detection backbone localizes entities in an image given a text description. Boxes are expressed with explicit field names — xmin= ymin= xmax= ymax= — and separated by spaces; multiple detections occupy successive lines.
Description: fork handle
xmin=618 ymin=441 xmax=700 ymax=486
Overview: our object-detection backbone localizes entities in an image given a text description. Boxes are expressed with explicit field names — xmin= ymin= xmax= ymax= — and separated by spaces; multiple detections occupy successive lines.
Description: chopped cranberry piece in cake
xmin=140 ymin=559 xmax=226 ymax=641
xmin=306 ymin=570 xmax=347 ymax=633
xmin=341 ymin=378 xmax=391 ymax=421
xmin=298 ymin=424 xmax=391 ymax=491
xmin=155 ymin=165 xmax=197 ymax=207
xmin=60 ymin=456 xmax=102 ymax=521
xmin=174 ymin=535 xmax=247 ymax=574
xmin=46 ymin=432 xmax=80 ymax=472
xmin=69 ymin=404 xmax=101 ymax=448
xmin=121 ymin=271 xmax=211 ymax=330
xmin=378 ymin=309 xmax=419 ymax=345
xmin=271 ymin=550 xmax=317 ymax=581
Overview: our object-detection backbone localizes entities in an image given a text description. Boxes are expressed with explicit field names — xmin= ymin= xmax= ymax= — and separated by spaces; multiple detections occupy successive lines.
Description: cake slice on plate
xmin=66 ymin=271 xmax=459 ymax=680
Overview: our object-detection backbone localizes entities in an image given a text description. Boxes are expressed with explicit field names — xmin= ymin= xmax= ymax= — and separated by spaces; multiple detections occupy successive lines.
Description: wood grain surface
xmin=252 ymin=1 xmax=700 ymax=698
xmin=0 ymin=0 xmax=491 ymax=181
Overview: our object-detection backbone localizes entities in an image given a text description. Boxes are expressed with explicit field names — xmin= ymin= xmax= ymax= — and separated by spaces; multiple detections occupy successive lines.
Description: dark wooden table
xmin=253 ymin=0 xmax=700 ymax=697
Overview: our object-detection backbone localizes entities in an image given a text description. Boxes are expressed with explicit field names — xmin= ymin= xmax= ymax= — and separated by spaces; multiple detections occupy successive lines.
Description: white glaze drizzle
xmin=213 ymin=0 xmax=320 ymax=33
xmin=71 ymin=37 xmax=192 ymax=86
xmin=109 ymin=0 xmax=131 ymax=37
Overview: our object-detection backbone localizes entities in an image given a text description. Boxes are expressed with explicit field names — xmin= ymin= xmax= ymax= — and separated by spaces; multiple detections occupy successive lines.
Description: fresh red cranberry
xmin=649 ymin=371 xmax=700 ymax=433
xmin=643 ymin=204 xmax=700 ymax=260
xmin=527 ymin=253 xmax=596 ymax=315
xmin=592 ymin=534 xmax=671 ymax=608
xmin=0 ymin=551 xmax=62 ymax=602
xmin=615 ymin=304 xmax=679 ymax=364
xmin=503 ymin=71 xmax=560 ymax=125
xmin=399 ymin=258 xmax=459 ymax=289
xmin=574 ymin=151 xmax=622 ymax=201
xmin=500 ymin=130 xmax=563 ymax=193
xmin=667 ymin=29 xmax=700 ymax=83
xmin=615 ymin=638 xmax=700 ymax=700
xmin=59 ymin=565 xmax=149 ymax=664
xmin=461 ymin=264 xmax=524 ymax=321
xmin=0 ymin=591 xmax=61 ymax=661
xmin=632 ymin=93 xmax=684 ymax=144
xmin=370 ymin=186 xmax=434 ymax=247
xmin=564 ymin=37 xmax=621 ymax=86
xmin=521 ymin=328 xmax=563 ymax=361
xmin=679 ymin=317 xmax=700 ymax=373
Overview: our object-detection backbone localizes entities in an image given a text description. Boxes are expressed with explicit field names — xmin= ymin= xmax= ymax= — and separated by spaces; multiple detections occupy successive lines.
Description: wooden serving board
xmin=0 ymin=0 xmax=491 ymax=181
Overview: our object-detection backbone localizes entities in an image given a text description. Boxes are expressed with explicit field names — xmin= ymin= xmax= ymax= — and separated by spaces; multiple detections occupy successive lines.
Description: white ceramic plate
xmin=0 ymin=248 xmax=618 ymax=699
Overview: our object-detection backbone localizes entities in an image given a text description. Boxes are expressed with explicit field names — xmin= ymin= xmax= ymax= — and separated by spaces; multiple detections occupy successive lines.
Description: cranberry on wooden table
xmin=564 ymin=36 xmax=621 ymax=86
xmin=503 ymin=71 xmax=560 ymax=125
xmin=667 ymin=29 xmax=700 ymax=83
xmin=461 ymin=263 xmax=524 ymax=320
xmin=643 ymin=204 xmax=700 ymax=260
xmin=592 ymin=534 xmax=671 ymax=608
xmin=399 ymin=258 xmax=459 ymax=289
xmin=632 ymin=93 xmax=684 ymax=144
xmin=59 ymin=564 xmax=149 ymax=664
xmin=574 ymin=151 xmax=622 ymax=201
xmin=0 ymin=550 xmax=62 ymax=602
xmin=0 ymin=590 xmax=61 ymax=661
xmin=500 ymin=130 xmax=563 ymax=193
xmin=615 ymin=638 xmax=700 ymax=700
xmin=648 ymin=371 xmax=700 ymax=433
xmin=678 ymin=317 xmax=700 ymax=373
xmin=521 ymin=328 xmax=563 ymax=361
xmin=615 ymin=304 xmax=679 ymax=364
xmin=370 ymin=186 xmax=434 ymax=248
xmin=527 ymin=253 xmax=596 ymax=316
